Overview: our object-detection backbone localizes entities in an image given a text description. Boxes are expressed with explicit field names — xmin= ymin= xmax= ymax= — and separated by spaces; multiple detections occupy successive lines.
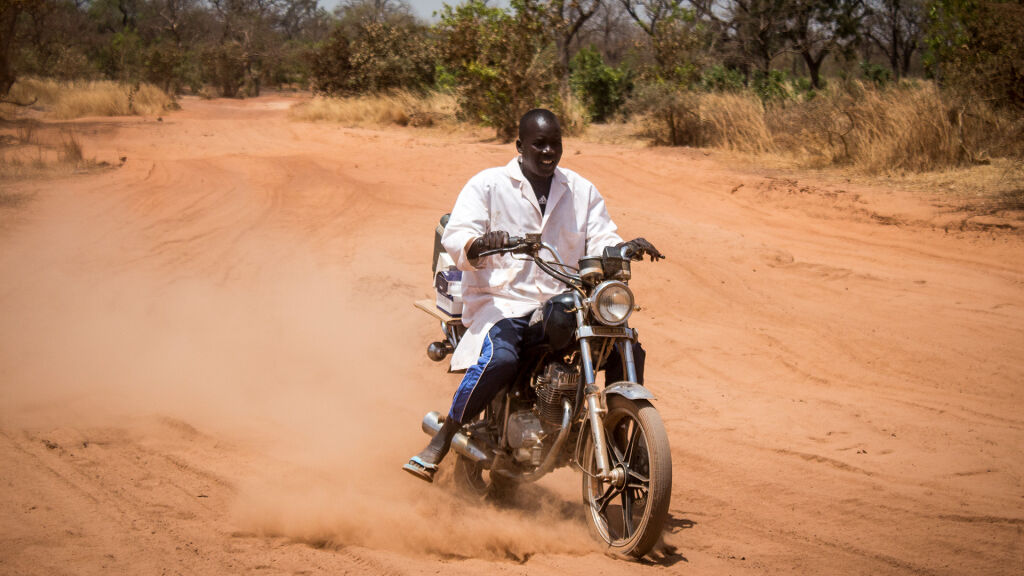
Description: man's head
xmin=516 ymin=109 xmax=563 ymax=182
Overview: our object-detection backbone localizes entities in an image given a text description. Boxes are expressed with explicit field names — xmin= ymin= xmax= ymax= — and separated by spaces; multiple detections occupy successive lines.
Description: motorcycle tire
xmin=453 ymin=455 xmax=518 ymax=503
xmin=580 ymin=396 xmax=672 ymax=558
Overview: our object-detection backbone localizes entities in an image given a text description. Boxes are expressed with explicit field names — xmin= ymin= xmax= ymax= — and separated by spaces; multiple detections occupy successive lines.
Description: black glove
xmin=467 ymin=230 xmax=510 ymax=260
xmin=617 ymin=237 xmax=665 ymax=262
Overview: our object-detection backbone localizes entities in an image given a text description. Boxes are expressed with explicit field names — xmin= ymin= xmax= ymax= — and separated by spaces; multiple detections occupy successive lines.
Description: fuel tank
xmin=524 ymin=291 xmax=577 ymax=354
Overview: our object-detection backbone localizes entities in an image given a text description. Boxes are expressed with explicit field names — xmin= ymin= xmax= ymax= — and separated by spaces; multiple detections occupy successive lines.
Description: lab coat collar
xmin=505 ymin=157 xmax=567 ymax=224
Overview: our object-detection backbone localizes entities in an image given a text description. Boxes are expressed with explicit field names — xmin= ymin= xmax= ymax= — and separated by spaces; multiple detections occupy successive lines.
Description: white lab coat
xmin=442 ymin=157 xmax=623 ymax=370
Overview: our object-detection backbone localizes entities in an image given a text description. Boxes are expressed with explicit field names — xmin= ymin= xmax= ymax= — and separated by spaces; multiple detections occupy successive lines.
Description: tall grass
xmin=630 ymin=80 xmax=1022 ymax=175
xmin=5 ymin=77 xmax=174 ymax=118
xmin=700 ymin=92 xmax=774 ymax=153
xmin=290 ymin=91 xmax=458 ymax=128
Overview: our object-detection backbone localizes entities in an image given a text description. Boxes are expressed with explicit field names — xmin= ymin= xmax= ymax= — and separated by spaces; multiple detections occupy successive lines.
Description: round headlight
xmin=590 ymin=281 xmax=634 ymax=326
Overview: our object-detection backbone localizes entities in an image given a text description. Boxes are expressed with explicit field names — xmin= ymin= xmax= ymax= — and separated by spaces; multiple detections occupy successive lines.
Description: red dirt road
xmin=1 ymin=96 xmax=1021 ymax=575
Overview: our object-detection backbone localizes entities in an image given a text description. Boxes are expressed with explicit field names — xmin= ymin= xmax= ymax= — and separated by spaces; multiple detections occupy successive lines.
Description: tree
xmin=865 ymin=0 xmax=924 ymax=79
xmin=925 ymin=0 xmax=1024 ymax=107
xmin=788 ymin=0 xmax=868 ymax=88
xmin=619 ymin=0 xmax=686 ymax=36
xmin=539 ymin=0 xmax=603 ymax=105
xmin=725 ymin=0 xmax=792 ymax=77
xmin=0 ymin=0 xmax=32 ymax=96
xmin=437 ymin=0 xmax=557 ymax=140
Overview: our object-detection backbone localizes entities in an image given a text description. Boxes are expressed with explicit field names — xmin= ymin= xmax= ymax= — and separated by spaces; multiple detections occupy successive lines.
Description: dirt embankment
xmin=1 ymin=96 xmax=1021 ymax=575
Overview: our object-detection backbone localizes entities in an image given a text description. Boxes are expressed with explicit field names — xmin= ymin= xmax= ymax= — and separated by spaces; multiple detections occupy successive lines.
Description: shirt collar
xmin=505 ymin=156 xmax=566 ymax=188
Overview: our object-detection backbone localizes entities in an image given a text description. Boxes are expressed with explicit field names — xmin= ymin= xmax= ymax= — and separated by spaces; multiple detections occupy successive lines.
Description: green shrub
xmin=310 ymin=21 xmax=434 ymax=96
xmin=751 ymin=69 xmax=791 ymax=102
xmin=701 ymin=65 xmax=745 ymax=93
xmin=570 ymin=47 xmax=631 ymax=122
xmin=436 ymin=0 xmax=556 ymax=140
xmin=860 ymin=61 xmax=892 ymax=88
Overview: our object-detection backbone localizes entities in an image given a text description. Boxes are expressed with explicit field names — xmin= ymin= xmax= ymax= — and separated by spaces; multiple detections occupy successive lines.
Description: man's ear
xmin=515 ymin=139 xmax=523 ymax=154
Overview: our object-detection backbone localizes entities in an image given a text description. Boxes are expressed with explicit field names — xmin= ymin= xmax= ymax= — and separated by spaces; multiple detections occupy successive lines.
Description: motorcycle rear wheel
xmin=580 ymin=396 xmax=672 ymax=558
xmin=452 ymin=455 xmax=518 ymax=502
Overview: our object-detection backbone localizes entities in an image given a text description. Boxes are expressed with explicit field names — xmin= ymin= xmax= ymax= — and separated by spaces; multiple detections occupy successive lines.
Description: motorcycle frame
xmin=509 ymin=240 xmax=647 ymax=484
xmin=419 ymin=237 xmax=655 ymax=485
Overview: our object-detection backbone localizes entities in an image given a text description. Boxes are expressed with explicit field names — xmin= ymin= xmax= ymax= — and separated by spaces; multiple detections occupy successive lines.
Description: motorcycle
xmin=414 ymin=229 xmax=672 ymax=558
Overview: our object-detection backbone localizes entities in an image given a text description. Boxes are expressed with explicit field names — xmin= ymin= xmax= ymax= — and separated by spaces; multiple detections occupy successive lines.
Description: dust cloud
xmin=0 ymin=192 xmax=596 ymax=560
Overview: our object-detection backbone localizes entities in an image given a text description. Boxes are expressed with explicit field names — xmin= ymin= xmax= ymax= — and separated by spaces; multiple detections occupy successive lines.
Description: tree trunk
xmin=557 ymin=36 xmax=571 ymax=108
xmin=802 ymin=50 xmax=826 ymax=89
xmin=0 ymin=4 xmax=22 ymax=97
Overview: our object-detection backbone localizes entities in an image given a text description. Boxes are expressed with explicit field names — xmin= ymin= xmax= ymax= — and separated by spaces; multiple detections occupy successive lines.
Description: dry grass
xmin=767 ymin=81 xmax=1023 ymax=174
xmin=0 ymin=123 xmax=103 ymax=181
xmin=618 ymin=80 xmax=1021 ymax=176
xmin=4 ymin=77 xmax=175 ymax=119
xmin=699 ymin=92 xmax=774 ymax=153
xmin=290 ymin=91 xmax=458 ymax=128
xmin=870 ymin=158 xmax=1024 ymax=212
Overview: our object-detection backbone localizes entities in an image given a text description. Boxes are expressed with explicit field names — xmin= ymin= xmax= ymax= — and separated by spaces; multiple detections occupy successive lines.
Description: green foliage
xmin=860 ymin=61 xmax=892 ymax=87
xmin=310 ymin=28 xmax=353 ymax=95
xmin=436 ymin=0 xmax=557 ymax=140
xmin=643 ymin=6 xmax=708 ymax=87
xmin=569 ymin=46 xmax=631 ymax=122
xmin=924 ymin=0 xmax=1024 ymax=107
xmin=310 ymin=19 xmax=434 ymax=96
xmin=202 ymin=42 xmax=246 ymax=98
xmin=751 ymin=69 xmax=791 ymax=102
xmin=348 ymin=21 xmax=434 ymax=93
xmin=701 ymin=65 xmax=745 ymax=93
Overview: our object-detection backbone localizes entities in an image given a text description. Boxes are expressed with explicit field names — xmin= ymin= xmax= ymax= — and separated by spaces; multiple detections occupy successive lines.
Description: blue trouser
xmin=447 ymin=315 xmax=646 ymax=424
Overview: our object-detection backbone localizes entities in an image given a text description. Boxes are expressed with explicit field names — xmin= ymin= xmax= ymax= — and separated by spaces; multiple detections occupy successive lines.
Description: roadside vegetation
xmin=1 ymin=0 xmax=1021 ymax=198
xmin=4 ymin=78 xmax=176 ymax=119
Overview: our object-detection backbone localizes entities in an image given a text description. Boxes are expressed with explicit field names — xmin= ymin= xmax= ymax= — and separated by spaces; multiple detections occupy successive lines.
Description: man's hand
xmin=467 ymin=230 xmax=510 ymax=260
xmin=618 ymin=237 xmax=665 ymax=262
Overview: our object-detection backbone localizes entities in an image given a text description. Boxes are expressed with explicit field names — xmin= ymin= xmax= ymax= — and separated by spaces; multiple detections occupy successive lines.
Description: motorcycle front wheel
xmin=580 ymin=395 xmax=672 ymax=558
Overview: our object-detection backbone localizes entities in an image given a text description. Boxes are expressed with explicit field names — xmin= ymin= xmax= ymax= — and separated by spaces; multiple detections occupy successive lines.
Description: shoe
xmin=402 ymin=418 xmax=460 ymax=484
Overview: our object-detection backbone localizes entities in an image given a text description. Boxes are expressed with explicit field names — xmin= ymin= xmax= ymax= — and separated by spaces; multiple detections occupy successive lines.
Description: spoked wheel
xmin=581 ymin=396 xmax=672 ymax=558
xmin=453 ymin=455 xmax=518 ymax=502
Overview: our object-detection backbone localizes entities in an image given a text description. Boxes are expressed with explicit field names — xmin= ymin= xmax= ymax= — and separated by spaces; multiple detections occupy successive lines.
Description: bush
xmin=310 ymin=29 xmax=354 ymax=96
xmin=751 ymin=69 xmax=791 ymax=102
xmin=310 ymin=20 xmax=434 ymax=96
xmin=570 ymin=47 xmax=631 ymax=122
xmin=860 ymin=61 xmax=892 ymax=88
xmin=925 ymin=0 xmax=1024 ymax=109
xmin=627 ymin=81 xmax=703 ymax=146
xmin=437 ymin=0 xmax=556 ymax=140
xmin=202 ymin=42 xmax=246 ymax=98
xmin=701 ymin=65 xmax=745 ymax=93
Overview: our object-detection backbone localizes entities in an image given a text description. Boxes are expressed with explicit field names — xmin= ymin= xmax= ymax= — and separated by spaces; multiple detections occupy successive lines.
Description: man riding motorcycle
xmin=403 ymin=108 xmax=663 ymax=483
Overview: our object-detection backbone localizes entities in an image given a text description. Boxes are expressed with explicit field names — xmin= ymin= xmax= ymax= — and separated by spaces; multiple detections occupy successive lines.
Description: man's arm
xmin=441 ymin=177 xmax=500 ymax=271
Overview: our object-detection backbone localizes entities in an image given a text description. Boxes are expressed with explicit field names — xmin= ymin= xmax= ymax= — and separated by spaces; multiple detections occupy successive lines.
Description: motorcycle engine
xmin=506 ymin=410 xmax=545 ymax=466
xmin=533 ymin=361 xmax=578 ymax=427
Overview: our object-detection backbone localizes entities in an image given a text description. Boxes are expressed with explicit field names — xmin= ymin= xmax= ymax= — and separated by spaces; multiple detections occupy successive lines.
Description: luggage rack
xmin=415 ymin=299 xmax=466 ymax=372
xmin=414 ymin=299 xmax=464 ymax=327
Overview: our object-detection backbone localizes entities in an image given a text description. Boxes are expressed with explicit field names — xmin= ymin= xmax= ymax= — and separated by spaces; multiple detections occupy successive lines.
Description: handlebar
xmin=476 ymin=234 xmax=541 ymax=258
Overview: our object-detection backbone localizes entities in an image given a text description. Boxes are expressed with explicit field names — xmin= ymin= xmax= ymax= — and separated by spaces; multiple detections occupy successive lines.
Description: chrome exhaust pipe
xmin=421 ymin=411 xmax=490 ymax=463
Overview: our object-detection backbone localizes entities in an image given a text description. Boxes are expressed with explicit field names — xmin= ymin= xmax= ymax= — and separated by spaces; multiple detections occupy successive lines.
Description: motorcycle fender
xmin=603 ymin=382 xmax=656 ymax=402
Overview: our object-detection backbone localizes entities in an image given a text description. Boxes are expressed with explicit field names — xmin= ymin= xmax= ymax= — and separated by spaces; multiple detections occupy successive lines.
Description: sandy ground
xmin=0 ymin=96 xmax=1021 ymax=575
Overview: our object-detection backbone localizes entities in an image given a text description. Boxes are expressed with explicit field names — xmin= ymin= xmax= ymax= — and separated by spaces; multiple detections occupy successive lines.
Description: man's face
xmin=517 ymin=116 xmax=563 ymax=181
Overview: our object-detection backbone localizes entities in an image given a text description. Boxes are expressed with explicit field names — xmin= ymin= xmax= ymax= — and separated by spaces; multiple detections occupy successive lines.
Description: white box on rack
xmin=435 ymin=268 xmax=463 ymax=318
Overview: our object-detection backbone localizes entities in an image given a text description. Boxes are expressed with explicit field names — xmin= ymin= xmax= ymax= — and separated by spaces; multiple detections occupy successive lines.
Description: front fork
xmin=576 ymin=303 xmax=638 ymax=484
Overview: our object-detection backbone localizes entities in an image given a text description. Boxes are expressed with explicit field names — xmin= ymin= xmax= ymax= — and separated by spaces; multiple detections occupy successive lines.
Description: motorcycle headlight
xmin=590 ymin=281 xmax=634 ymax=326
